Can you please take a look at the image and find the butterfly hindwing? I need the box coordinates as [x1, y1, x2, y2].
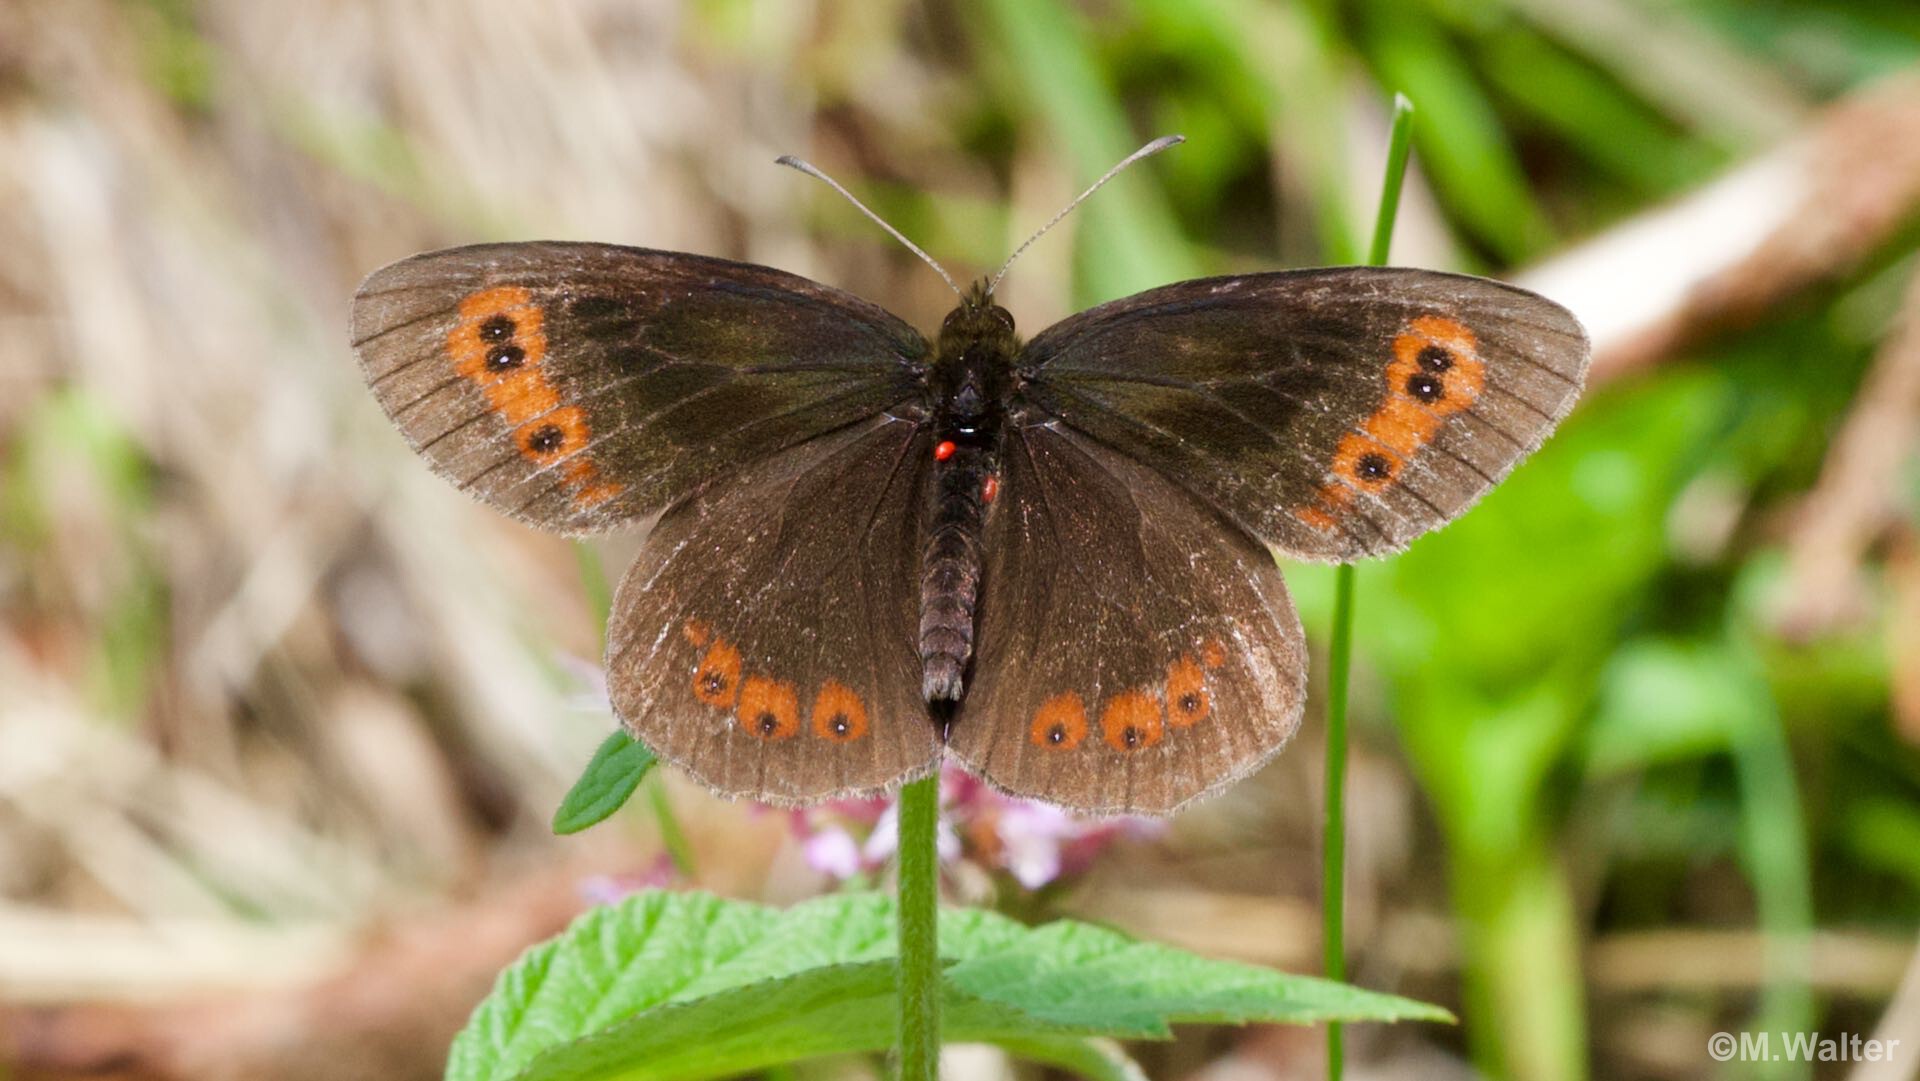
[604, 414, 942, 805]
[948, 422, 1307, 816]
[351, 242, 929, 534]
[1016, 267, 1589, 562]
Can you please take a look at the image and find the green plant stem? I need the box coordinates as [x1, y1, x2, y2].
[1323, 561, 1356, 1081]
[1729, 635, 1814, 1081]
[573, 541, 614, 627]
[649, 782, 697, 877]
[1325, 93, 1415, 1081]
[896, 774, 942, 1081]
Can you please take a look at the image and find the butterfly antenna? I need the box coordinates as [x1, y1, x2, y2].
[987, 134, 1184, 296]
[776, 154, 963, 298]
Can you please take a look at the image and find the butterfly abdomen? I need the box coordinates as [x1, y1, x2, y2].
[919, 441, 991, 702]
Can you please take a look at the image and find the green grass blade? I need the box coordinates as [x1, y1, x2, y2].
[1326, 92, 1416, 1081]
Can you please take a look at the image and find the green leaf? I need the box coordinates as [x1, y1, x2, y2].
[508, 962, 1053, 1081]
[447, 891, 1449, 1081]
[551, 731, 657, 835]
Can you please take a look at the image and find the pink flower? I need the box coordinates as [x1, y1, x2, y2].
[787, 764, 1160, 889]
[802, 826, 864, 879]
[857, 803, 962, 868]
[994, 802, 1078, 888]
[577, 852, 678, 905]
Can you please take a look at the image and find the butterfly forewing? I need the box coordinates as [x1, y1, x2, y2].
[1015, 268, 1589, 562]
[351, 242, 928, 534]
[605, 414, 942, 805]
[949, 423, 1307, 815]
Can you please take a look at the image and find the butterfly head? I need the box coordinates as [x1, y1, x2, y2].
[938, 279, 1018, 355]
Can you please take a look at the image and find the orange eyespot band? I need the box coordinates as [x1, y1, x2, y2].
[446, 286, 625, 510]
[1030, 692, 1089, 749]
[1295, 313, 1485, 532]
[810, 681, 870, 742]
[1100, 690, 1164, 752]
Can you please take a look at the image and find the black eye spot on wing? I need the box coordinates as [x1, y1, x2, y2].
[526, 424, 566, 454]
[1405, 372, 1443, 402]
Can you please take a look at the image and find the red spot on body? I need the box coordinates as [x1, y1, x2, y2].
[1166, 655, 1210, 727]
[1029, 692, 1088, 749]
[981, 475, 999, 504]
[934, 440, 957, 462]
[737, 676, 800, 740]
[810, 681, 869, 742]
[1100, 690, 1164, 752]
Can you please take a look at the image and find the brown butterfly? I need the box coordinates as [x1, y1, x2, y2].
[350, 139, 1588, 815]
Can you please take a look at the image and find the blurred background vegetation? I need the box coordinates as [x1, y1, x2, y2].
[3, 1, 1919, 1079]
